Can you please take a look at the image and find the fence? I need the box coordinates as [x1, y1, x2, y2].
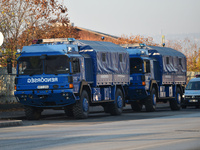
[0, 67, 200, 104]
[0, 67, 16, 104]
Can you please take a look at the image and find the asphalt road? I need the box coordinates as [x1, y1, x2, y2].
[0, 105, 200, 150]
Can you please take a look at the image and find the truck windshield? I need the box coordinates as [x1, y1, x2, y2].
[130, 58, 143, 74]
[186, 81, 200, 90]
[18, 56, 43, 75]
[18, 55, 70, 75]
[45, 55, 70, 74]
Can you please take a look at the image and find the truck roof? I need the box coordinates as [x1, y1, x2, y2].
[77, 40, 126, 52]
[21, 43, 80, 55]
[21, 40, 126, 54]
[148, 46, 185, 57]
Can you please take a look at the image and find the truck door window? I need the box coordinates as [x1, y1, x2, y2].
[45, 55, 70, 74]
[144, 60, 150, 73]
[72, 58, 80, 74]
[18, 56, 42, 75]
[130, 58, 143, 74]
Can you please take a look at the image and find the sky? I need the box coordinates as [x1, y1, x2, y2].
[62, 0, 200, 43]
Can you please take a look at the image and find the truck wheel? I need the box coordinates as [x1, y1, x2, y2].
[109, 88, 124, 116]
[24, 106, 42, 120]
[145, 87, 156, 112]
[131, 102, 143, 112]
[170, 88, 181, 110]
[64, 105, 74, 117]
[73, 90, 89, 119]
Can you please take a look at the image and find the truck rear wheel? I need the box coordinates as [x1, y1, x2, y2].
[109, 88, 124, 115]
[145, 87, 156, 112]
[73, 90, 89, 119]
[24, 106, 42, 120]
[131, 102, 143, 112]
[170, 88, 181, 110]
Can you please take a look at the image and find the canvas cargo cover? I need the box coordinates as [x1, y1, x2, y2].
[148, 46, 185, 57]
[147, 46, 186, 84]
[147, 46, 186, 73]
[77, 40, 129, 75]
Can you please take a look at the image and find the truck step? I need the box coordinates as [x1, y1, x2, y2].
[91, 100, 114, 103]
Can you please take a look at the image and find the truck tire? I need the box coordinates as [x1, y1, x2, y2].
[170, 88, 181, 110]
[64, 105, 74, 117]
[109, 88, 124, 116]
[24, 106, 42, 120]
[131, 102, 143, 112]
[73, 90, 89, 119]
[145, 87, 156, 112]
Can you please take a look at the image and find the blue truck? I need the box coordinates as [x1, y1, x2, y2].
[7, 38, 129, 119]
[124, 45, 187, 112]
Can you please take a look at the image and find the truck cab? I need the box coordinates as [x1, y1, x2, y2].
[127, 48, 153, 99]
[125, 47, 156, 111]
[13, 39, 82, 119]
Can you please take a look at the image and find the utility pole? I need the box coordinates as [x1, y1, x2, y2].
[162, 35, 165, 47]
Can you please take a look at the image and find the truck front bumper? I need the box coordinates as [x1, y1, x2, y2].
[125, 87, 148, 104]
[14, 89, 77, 108]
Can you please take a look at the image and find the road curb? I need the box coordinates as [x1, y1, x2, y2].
[0, 120, 23, 128]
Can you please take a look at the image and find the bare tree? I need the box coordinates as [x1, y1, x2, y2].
[0, 0, 68, 50]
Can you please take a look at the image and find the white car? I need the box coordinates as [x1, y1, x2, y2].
[182, 75, 200, 108]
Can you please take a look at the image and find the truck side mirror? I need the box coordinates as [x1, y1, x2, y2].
[7, 58, 12, 74]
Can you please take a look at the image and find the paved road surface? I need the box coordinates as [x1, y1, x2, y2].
[0, 105, 200, 150]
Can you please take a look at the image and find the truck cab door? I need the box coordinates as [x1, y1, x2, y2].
[143, 59, 154, 90]
[71, 57, 82, 93]
[150, 59, 154, 79]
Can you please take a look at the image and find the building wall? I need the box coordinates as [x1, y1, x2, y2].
[76, 28, 119, 44]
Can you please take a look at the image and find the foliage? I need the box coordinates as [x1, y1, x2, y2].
[117, 34, 155, 45]
[167, 38, 200, 71]
[1, 0, 66, 48]
[0, 0, 78, 67]
[0, 48, 17, 67]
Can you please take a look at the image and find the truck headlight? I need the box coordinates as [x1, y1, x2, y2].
[62, 92, 69, 96]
